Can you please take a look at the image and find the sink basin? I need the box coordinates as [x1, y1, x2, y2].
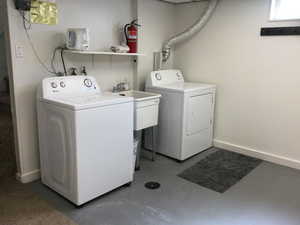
[118, 90, 159, 101]
[117, 90, 161, 131]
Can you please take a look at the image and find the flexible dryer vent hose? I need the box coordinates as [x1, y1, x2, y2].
[162, 0, 218, 62]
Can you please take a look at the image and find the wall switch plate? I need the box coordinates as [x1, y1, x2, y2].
[15, 45, 24, 58]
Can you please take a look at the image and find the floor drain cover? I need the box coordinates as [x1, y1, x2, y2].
[145, 182, 160, 190]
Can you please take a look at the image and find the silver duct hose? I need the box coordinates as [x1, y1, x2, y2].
[162, 0, 218, 62]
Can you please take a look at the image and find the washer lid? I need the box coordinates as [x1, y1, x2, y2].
[150, 82, 216, 93]
[41, 94, 133, 110]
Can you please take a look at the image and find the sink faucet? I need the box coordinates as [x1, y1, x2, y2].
[113, 81, 129, 93]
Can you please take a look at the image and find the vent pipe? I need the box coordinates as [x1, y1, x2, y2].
[162, 0, 218, 62]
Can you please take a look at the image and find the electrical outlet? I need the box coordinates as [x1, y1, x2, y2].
[15, 45, 24, 58]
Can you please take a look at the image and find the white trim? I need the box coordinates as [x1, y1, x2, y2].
[213, 139, 300, 170]
[16, 170, 40, 183]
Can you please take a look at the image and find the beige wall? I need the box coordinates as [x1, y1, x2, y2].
[137, 0, 175, 90]
[6, 0, 136, 182]
[174, 0, 300, 167]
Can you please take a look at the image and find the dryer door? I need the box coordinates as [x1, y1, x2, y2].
[186, 93, 213, 136]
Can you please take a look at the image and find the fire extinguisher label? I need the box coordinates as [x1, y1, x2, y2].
[128, 31, 137, 39]
[128, 35, 137, 39]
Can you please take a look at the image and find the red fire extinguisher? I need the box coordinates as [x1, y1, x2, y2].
[124, 20, 140, 53]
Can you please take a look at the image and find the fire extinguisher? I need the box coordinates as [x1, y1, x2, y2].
[124, 20, 140, 53]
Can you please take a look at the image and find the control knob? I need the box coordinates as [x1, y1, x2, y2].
[51, 82, 58, 88]
[60, 81, 66, 88]
[155, 73, 162, 81]
[84, 78, 93, 88]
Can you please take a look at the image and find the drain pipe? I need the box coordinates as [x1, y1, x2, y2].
[162, 0, 218, 62]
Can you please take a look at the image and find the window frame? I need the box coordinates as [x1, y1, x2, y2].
[270, 0, 300, 21]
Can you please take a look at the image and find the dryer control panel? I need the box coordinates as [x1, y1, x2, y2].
[146, 70, 184, 88]
[42, 76, 101, 98]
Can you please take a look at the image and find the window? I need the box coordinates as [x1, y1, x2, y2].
[270, 0, 300, 21]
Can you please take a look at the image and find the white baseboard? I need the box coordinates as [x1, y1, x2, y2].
[214, 139, 300, 171]
[16, 169, 41, 183]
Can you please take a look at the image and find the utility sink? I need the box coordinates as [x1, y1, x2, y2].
[118, 90, 161, 131]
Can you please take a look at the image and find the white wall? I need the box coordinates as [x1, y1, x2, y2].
[0, 33, 7, 92]
[6, 0, 135, 182]
[11, 0, 300, 182]
[4, 0, 178, 183]
[137, 0, 175, 90]
[174, 0, 300, 167]
[0, 2, 8, 93]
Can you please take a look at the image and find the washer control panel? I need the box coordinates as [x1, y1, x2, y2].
[42, 76, 101, 98]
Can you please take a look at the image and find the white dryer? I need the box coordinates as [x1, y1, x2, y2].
[37, 76, 134, 206]
[146, 70, 216, 161]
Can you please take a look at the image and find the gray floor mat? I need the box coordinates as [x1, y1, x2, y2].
[178, 149, 262, 193]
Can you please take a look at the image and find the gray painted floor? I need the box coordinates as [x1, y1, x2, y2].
[0, 108, 16, 179]
[29, 148, 300, 225]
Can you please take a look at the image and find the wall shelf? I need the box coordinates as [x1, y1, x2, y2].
[64, 49, 145, 57]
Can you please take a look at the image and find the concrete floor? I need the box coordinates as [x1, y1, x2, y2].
[29, 148, 300, 225]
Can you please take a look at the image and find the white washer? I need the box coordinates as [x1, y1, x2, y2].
[146, 70, 216, 161]
[37, 76, 134, 206]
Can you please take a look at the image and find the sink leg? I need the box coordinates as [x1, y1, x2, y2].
[134, 130, 142, 170]
[152, 126, 158, 161]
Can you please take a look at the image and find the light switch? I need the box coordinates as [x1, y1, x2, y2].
[15, 45, 24, 58]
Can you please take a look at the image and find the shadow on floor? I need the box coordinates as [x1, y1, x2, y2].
[0, 178, 78, 225]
